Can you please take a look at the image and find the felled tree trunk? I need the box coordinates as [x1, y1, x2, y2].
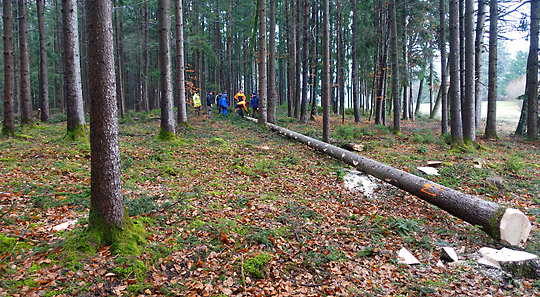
[250, 118, 531, 247]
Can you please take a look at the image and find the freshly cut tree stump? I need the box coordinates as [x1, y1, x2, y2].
[251, 118, 531, 246]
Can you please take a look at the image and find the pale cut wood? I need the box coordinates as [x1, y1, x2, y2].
[249, 118, 531, 245]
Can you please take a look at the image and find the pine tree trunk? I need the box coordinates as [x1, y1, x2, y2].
[449, 0, 464, 146]
[13, 4, 19, 116]
[429, 60, 434, 114]
[475, 0, 487, 130]
[36, 0, 49, 122]
[158, 0, 175, 136]
[390, 0, 400, 133]
[2, 0, 15, 136]
[439, 0, 448, 133]
[294, 0, 301, 119]
[463, 0, 476, 145]
[309, 2, 318, 118]
[18, 0, 32, 126]
[285, 0, 294, 117]
[322, 0, 330, 142]
[63, 0, 86, 139]
[401, 14, 409, 121]
[214, 0, 222, 92]
[141, 1, 150, 112]
[415, 77, 424, 115]
[267, 0, 277, 123]
[459, 0, 465, 117]
[257, 0, 268, 126]
[352, 0, 360, 123]
[79, 2, 89, 114]
[485, 0, 498, 139]
[175, 0, 187, 124]
[227, 0, 233, 95]
[87, 0, 130, 241]
[337, 0, 345, 123]
[113, 0, 126, 117]
[526, 0, 539, 140]
[300, 0, 310, 124]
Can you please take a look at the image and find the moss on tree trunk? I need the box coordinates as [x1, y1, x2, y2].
[65, 124, 88, 141]
[2, 124, 15, 137]
[86, 208, 145, 255]
[157, 126, 176, 140]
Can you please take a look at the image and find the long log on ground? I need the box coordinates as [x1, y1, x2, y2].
[248, 117, 531, 246]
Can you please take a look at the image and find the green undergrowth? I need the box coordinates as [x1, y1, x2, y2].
[1, 109, 539, 295]
[243, 253, 271, 279]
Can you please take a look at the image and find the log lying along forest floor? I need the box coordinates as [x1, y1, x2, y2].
[0, 111, 539, 296]
[249, 117, 531, 247]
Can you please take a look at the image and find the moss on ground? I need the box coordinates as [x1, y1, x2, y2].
[243, 253, 271, 279]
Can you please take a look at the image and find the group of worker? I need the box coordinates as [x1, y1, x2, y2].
[192, 90, 259, 118]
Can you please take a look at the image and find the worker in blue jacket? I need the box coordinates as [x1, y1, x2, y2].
[250, 92, 259, 117]
[219, 93, 229, 116]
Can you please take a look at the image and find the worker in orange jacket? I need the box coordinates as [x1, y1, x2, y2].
[234, 90, 248, 118]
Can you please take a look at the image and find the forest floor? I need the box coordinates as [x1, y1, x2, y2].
[1, 107, 539, 296]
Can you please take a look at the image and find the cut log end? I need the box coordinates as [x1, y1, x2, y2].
[499, 208, 531, 247]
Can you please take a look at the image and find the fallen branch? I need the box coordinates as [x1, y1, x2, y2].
[247, 117, 531, 247]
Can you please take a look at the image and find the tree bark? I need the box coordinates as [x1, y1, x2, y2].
[352, 0, 360, 123]
[18, 0, 32, 126]
[439, 0, 448, 134]
[475, 0, 487, 130]
[310, 2, 319, 118]
[175, 0, 187, 125]
[322, 0, 330, 142]
[390, 0, 400, 133]
[257, 0, 268, 126]
[12, 3, 19, 116]
[2, 0, 15, 136]
[285, 0, 292, 117]
[252, 119, 531, 247]
[485, 0, 498, 139]
[86, 0, 131, 245]
[449, 0, 464, 146]
[63, 0, 86, 139]
[113, 0, 126, 117]
[526, 0, 539, 140]
[36, 0, 49, 122]
[214, 0, 222, 92]
[401, 14, 409, 121]
[141, 1, 150, 112]
[300, 0, 310, 124]
[463, 0, 476, 145]
[337, 0, 345, 123]
[79, 2, 89, 114]
[267, 0, 277, 123]
[294, 0, 301, 119]
[158, 0, 175, 137]
[227, 0, 233, 95]
[415, 77, 424, 115]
